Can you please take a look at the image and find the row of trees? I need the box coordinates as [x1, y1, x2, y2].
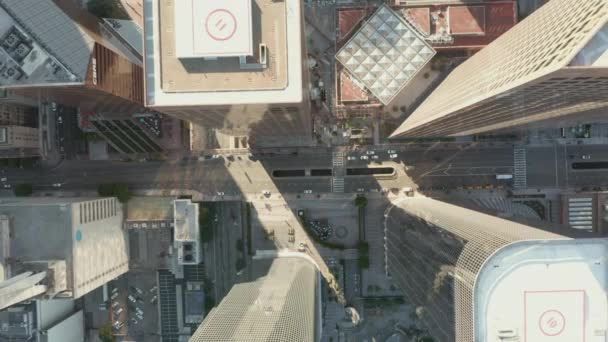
[97, 183, 132, 203]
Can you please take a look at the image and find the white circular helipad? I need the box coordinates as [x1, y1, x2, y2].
[539, 309, 566, 336]
[205, 9, 238, 41]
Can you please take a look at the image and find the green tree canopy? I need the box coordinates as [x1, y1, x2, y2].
[354, 196, 368, 208]
[14, 184, 33, 197]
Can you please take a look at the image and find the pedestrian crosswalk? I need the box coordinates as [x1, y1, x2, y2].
[513, 147, 527, 189]
[332, 177, 344, 193]
[332, 151, 344, 167]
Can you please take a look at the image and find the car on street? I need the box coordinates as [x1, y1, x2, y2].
[357, 188, 365, 192]
[303, 189, 312, 194]
[216, 192, 225, 196]
[387, 149, 396, 154]
[582, 154, 591, 159]
[0, 177, 6, 182]
[389, 153, 398, 159]
[366, 150, 375, 155]
[360, 155, 369, 160]
[347, 156, 357, 161]
[52, 183, 62, 188]
[211, 154, 221, 159]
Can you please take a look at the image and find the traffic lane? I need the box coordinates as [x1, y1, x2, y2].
[526, 146, 558, 188]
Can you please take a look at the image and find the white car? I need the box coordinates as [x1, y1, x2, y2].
[114, 308, 123, 316]
[0, 177, 6, 182]
[128, 295, 136, 304]
[52, 183, 62, 188]
[357, 188, 365, 192]
[298, 242, 307, 252]
[347, 156, 357, 161]
[303, 189, 312, 194]
[135, 312, 143, 320]
[112, 301, 120, 309]
[216, 192, 225, 196]
[111, 292, 119, 300]
[366, 150, 375, 155]
[2, 184, 10, 189]
[371, 155, 379, 160]
[389, 153, 398, 159]
[387, 149, 396, 154]
[211, 154, 221, 159]
[360, 155, 369, 160]
[135, 307, 144, 315]
[582, 155, 591, 159]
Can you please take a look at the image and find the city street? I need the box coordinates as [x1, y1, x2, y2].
[4, 143, 608, 195]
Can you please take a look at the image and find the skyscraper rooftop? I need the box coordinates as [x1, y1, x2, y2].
[144, 0, 304, 107]
[190, 256, 319, 342]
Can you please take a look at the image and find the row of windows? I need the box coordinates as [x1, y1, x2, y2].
[79, 198, 117, 224]
[77, 261, 128, 290]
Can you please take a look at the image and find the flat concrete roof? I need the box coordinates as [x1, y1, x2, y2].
[145, 0, 303, 106]
[0, 198, 128, 299]
[475, 239, 608, 342]
[174, 0, 253, 58]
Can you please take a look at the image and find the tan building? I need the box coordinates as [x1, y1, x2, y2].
[0, 126, 38, 150]
[0, 0, 145, 115]
[385, 196, 607, 342]
[143, 0, 311, 147]
[391, 0, 608, 138]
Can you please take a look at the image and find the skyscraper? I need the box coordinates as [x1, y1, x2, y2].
[0, 0, 145, 114]
[143, 0, 311, 147]
[0, 197, 129, 310]
[189, 256, 320, 342]
[391, 0, 608, 138]
[384, 196, 607, 342]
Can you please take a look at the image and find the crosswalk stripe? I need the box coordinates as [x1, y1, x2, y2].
[513, 147, 527, 189]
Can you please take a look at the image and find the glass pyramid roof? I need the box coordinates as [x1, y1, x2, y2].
[336, 5, 436, 104]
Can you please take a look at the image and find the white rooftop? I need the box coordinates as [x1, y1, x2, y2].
[475, 239, 608, 342]
[175, 0, 253, 58]
[336, 4, 436, 105]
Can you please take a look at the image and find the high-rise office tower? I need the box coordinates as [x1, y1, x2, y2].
[143, 0, 311, 147]
[391, 0, 608, 138]
[0, 197, 129, 310]
[0, 0, 145, 114]
[384, 196, 607, 342]
[189, 256, 320, 342]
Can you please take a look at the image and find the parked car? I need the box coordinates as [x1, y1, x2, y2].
[389, 153, 398, 159]
[111, 292, 119, 300]
[128, 295, 136, 304]
[366, 150, 375, 155]
[114, 308, 123, 316]
[112, 302, 120, 309]
[387, 149, 396, 154]
[298, 242, 307, 252]
[582, 154, 591, 159]
[371, 155, 379, 160]
[360, 155, 369, 160]
[303, 190, 312, 194]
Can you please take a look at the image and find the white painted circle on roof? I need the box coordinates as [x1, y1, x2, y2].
[205, 9, 238, 41]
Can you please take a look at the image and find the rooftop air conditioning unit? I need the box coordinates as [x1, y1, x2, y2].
[259, 44, 268, 67]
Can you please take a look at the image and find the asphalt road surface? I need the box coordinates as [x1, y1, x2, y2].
[4, 143, 608, 194]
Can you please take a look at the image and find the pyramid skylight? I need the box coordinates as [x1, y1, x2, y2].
[336, 5, 436, 104]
